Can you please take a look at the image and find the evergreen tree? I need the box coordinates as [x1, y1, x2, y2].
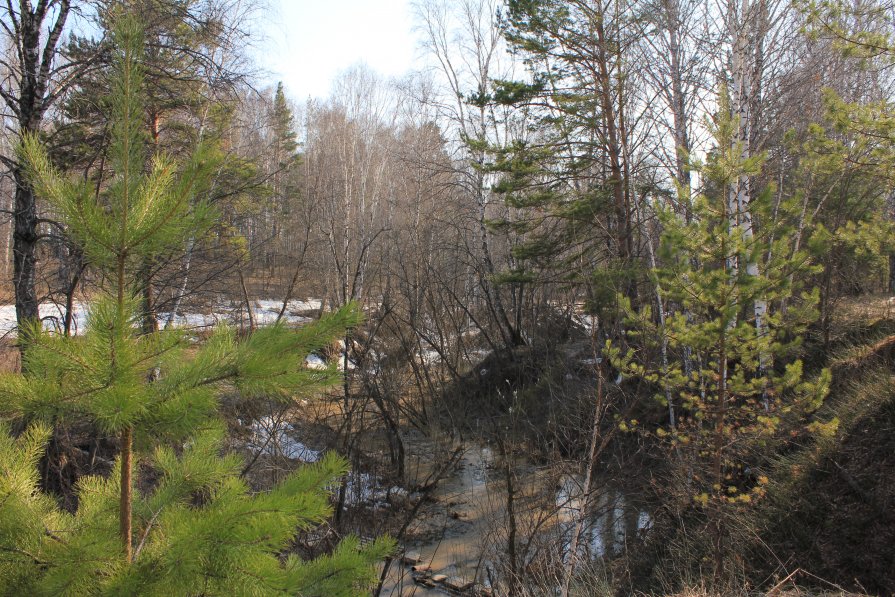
[60, 0, 258, 334]
[798, 0, 895, 62]
[609, 88, 832, 582]
[272, 82, 299, 169]
[265, 82, 301, 264]
[494, 0, 643, 309]
[0, 15, 390, 594]
[791, 92, 895, 340]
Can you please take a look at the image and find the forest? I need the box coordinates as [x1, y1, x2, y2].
[0, 0, 893, 595]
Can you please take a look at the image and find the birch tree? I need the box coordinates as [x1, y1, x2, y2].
[0, 0, 84, 349]
[416, 0, 526, 348]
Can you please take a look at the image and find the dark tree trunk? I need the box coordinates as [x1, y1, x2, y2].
[889, 253, 895, 294]
[13, 167, 40, 346]
[2, 0, 73, 361]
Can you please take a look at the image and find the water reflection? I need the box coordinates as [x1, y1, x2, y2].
[382, 438, 651, 595]
[557, 476, 651, 561]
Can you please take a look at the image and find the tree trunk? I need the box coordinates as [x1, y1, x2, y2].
[120, 425, 133, 561]
[889, 254, 895, 293]
[562, 366, 605, 597]
[476, 178, 522, 348]
[140, 260, 158, 334]
[593, 11, 632, 269]
[63, 260, 85, 337]
[713, 327, 728, 583]
[667, 0, 692, 199]
[239, 268, 255, 332]
[164, 238, 195, 329]
[729, 0, 771, 411]
[13, 168, 40, 353]
[4, 0, 72, 360]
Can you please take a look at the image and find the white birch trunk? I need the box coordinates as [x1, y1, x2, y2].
[729, 0, 771, 410]
[164, 237, 194, 330]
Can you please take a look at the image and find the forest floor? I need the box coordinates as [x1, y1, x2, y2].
[2, 292, 892, 595]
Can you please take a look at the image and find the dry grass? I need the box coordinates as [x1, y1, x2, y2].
[0, 340, 19, 373]
[831, 294, 895, 325]
[662, 588, 866, 597]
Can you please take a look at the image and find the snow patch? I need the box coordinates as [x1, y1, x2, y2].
[341, 470, 408, 508]
[0, 297, 324, 337]
[248, 417, 320, 463]
[418, 348, 442, 364]
[305, 354, 327, 370]
[0, 302, 89, 337]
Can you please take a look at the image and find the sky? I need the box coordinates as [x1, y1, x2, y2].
[256, 0, 420, 101]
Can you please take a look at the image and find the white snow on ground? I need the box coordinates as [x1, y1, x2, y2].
[0, 298, 323, 337]
[290, 298, 323, 311]
[251, 300, 313, 326]
[467, 349, 492, 361]
[158, 311, 227, 329]
[418, 348, 442, 365]
[248, 416, 321, 462]
[305, 354, 327, 370]
[253, 298, 321, 314]
[335, 352, 356, 371]
[0, 302, 90, 337]
[573, 313, 598, 331]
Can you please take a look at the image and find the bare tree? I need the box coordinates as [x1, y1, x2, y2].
[0, 0, 88, 348]
[415, 0, 527, 348]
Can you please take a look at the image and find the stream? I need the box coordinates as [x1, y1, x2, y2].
[217, 302, 651, 595]
[246, 419, 651, 595]
[377, 433, 651, 596]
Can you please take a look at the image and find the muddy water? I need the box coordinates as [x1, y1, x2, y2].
[378, 433, 651, 596]
[243, 414, 650, 595]
[382, 444, 499, 596]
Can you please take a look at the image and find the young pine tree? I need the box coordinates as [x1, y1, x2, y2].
[610, 88, 831, 582]
[0, 16, 390, 595]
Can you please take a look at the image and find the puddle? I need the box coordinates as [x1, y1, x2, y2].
[557, 476, 652, 560]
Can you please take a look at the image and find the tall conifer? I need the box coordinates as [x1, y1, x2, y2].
[0, 15, 389, 594]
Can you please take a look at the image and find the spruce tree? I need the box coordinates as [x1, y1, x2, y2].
[266, 82, 301, 264]
[272, 82, 299, 169]
[0, 15, 390, 595]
